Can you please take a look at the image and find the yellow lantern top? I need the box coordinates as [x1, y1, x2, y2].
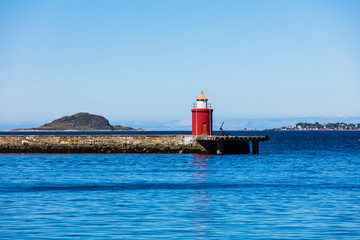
[196, 91, 208, 101]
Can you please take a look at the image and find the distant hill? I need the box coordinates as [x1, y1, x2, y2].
[14, 112, 144, 131]
[37, 112, 113, 130]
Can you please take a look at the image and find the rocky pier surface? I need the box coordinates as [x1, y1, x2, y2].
[0, 135, 269, 154]
[0, 135, 207, 154]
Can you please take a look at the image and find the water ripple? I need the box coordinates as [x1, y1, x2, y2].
[3, 182, 360, 193]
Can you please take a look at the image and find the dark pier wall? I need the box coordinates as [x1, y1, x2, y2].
[196, 136, 269, 154]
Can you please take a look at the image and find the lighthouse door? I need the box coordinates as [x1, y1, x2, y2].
[202, 123, 207, 134]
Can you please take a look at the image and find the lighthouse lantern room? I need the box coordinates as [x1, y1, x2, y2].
[191, 91, 213, 136]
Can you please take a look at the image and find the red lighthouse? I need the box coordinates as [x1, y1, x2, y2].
[192, 91, 213, 136]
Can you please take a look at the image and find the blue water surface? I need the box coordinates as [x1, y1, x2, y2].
[1, 131, 360, 239]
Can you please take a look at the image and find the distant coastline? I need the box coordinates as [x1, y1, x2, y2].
[226, 129, 360, 131]
[271, 122, 360, 131]
[5, 116, 360, 132]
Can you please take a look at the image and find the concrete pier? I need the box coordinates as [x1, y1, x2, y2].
[0, 135, 269, 154]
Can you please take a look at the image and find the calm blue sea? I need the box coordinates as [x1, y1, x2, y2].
[1, 131, 360, 239]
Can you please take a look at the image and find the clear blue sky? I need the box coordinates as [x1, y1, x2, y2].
[1, 0, 359, 130]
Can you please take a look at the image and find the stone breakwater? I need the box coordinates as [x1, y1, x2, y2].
[0, 135, 207, 154]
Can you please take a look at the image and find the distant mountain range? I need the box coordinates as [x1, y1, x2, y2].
[13, 112, 146, 131]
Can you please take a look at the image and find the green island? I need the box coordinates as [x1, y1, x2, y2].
[274, 122, 360, 131]
[13, 112, 146, 131]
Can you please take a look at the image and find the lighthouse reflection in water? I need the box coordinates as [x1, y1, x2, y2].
[190, 155, 212, 239]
